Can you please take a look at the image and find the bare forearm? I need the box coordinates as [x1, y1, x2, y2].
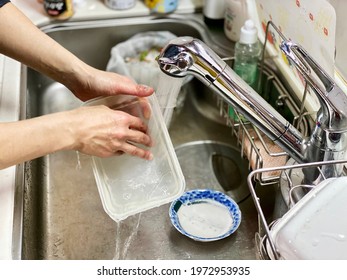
[0, 3, 155, 168]
[0, 3, 86, 88]
[0, 105, 154, 169]
[0, 112, 75, 169]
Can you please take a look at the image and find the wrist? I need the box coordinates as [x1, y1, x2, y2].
[60, 58, 90, 92]
[40, 110, 79, 152]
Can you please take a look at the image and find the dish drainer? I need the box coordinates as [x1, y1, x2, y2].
[248, 159, 347, 260]
[214, 21, 347, 259]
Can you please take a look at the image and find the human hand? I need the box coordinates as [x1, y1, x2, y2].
[68, 67, 155, 102]
[68, 105, 153, 160]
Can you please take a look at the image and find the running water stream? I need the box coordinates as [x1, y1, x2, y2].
[75, 151, 82, 170]
[155, 72, 184, 127]
[113, 213, 142, 260]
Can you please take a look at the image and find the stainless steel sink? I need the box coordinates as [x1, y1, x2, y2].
[16, 15, 273, 260]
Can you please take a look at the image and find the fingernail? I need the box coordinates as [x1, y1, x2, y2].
[147, 152, 154, 161]
[138, 84, 154, 93]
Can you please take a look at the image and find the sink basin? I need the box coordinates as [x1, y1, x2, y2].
[17, 15, 270, 260]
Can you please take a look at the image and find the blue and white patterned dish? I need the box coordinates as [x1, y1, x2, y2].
[169, 189, 242, 242]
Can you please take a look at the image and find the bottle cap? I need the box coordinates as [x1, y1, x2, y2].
[239, 19, 258, 44]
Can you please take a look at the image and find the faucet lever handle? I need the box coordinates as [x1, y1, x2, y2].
[280, 40, 347, 131]
[280, 40, 335, 95]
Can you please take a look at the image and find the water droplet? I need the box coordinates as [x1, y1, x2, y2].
[312, 238, 320, 247]
[321, 232, 346, 242]
[123, 193, 131, 200]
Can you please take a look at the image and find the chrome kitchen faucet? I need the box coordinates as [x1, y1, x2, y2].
[157, 37, 347, 185]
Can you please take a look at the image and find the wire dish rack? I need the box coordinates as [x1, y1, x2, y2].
[213, 21, 347, 259]
[247, 159, 347, 260]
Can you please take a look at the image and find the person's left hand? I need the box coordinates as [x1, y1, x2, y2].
[68, 66, 154, 101]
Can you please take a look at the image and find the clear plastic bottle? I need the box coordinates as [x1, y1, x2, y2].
[233, 19, 261, 92]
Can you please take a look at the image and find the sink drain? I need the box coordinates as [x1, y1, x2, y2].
[175, 140, 250, 203]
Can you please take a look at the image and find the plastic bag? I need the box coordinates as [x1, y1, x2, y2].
[106, 31, 192, 127]
[106, 31, 177, 89]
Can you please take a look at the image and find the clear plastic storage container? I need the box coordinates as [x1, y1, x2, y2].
[83, 95, 185, 222]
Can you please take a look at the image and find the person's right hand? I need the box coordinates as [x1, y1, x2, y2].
[67, 105, 153, 160]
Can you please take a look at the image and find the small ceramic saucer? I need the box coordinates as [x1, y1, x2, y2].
[169, 189, 241, 242]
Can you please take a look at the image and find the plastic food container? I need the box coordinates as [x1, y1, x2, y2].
[83, 95, 185, 221]
[269, 176, 347, 259]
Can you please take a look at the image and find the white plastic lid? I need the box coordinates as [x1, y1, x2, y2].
[239, 19, 258, 44]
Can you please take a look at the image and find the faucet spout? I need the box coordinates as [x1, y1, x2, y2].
[157, 36, 347, 185]
[158, 37, 305, 160]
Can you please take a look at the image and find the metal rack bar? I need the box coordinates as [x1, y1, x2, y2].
[247, 159, 347, 259]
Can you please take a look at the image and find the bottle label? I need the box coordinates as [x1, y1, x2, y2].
[43, 0, 73, 19]
[44, 0, 67, 16]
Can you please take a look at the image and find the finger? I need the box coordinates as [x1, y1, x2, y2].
[138, 98, 152, 120]
[115, 75, 154, 97]
[115, 78, 154, 97]
[120, 142, 153, 160]
[127, 115, 149, 133]
[126, 129, 153, 147]
[135, 84, 155, 97]
[121, 98, 152, 120]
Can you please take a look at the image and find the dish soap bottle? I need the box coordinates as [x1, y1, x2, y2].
[233, 19, 261, 92]
[229, 19, 261, 121]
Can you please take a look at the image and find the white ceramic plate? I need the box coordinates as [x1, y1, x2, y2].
[270, 177, 347, 259]
[169, 189, 241, 242]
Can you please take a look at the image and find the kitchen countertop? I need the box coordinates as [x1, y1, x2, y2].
[0, 0, 203, 260]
